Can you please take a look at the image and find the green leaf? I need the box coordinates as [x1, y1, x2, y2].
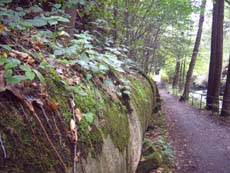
[6, 75, 27, 84]
[25, 71, 35, 80]
[54, 49, 65, 56]
[0, 44, 12, 51]
[39, 60, 48, 69]
[0, 0, 12, 4]
[65, 86, 88, 96]
[26, 17, 47, 27]
[83, 112, 94, 124]
[98, 64, 109, 72]
[33, 69, 45, 84]
[19, 65, 31, 72]
[85, 73, 92, 80]
[104, 79, 115, 89]
[5, 58, 21, 69]
[4, 69, 12, 78]
[0, 57, 7, 65]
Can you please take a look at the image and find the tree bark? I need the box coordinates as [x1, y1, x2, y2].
[179, 59, 183, 91]
[180, 0, 206, 101]
[206, 0, 224, 112]
[221, 56, 230, 117]
[113, 0, 118, 42]
[172, 58, 181, 89]
[65, 5, 77, 35]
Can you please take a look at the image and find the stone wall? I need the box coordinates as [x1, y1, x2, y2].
[0, 72, 160, 173]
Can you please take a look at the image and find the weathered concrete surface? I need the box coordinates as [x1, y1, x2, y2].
[0, 74, 160, 173]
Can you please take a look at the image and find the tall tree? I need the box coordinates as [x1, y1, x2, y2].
[64, 3, 77, 35]
[221, 56, 230, 116]
[172, 57, 181, 89]
[113, 0, 118, 41]
[206, 0, 224, 112]
[180, 0, 206, 101]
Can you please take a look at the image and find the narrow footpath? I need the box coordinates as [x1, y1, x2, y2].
[160, 88, 230, 173]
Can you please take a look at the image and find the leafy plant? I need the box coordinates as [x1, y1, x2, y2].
[0, 57, 44, 84]
[82, 112, 94, 124]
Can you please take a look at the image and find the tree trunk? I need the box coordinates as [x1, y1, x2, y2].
[206, 0, 224, 112]
[172, 58, 181, 89]
[179, 59, 183, 91]
[65, 5, 77, 35]
[113, 0, 118, 42]
[180, 0, 206, 101]
[182, 57, 186, 88]
[221, 56, 230, 117]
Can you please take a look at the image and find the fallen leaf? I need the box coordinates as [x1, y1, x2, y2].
[33, 40, 43, 48]
[0, 24, 4, 33]
[27, 56, 35, 65]
[74, 76, 80, 85]
[0, 70, 5, 91]
[10, 50, 35, 64]
[48, 101, 60, 110]
[0, 52, 7, 58]
[70, 119, 75, 131]
[56, 68, 63, 74]
[67, 78, 74, 85]
[88, 125, 92, 132]
[39, 84, 48, 98]
[11, 50, 28, 59]
[74, 108, 82, 122]
[70, 119, 77, 144]
[59, 31, 65, 36]
[70, 99, 75, 108]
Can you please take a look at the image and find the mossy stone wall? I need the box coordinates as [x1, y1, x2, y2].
[0, 73, 159, 173]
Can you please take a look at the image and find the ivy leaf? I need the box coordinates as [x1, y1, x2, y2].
[0, 57, 7, 65]
[54, 49, 65, 56]
[25, 71, 35, 80]
[0, 0, 12, 4]
[104, 79, 115, 89]
[85, 73, 92, 80]
[6, 75, 27, 84]
[5, 58, 21, 69]
[33, 69, 45, 84]
[19, 65, 31, 72]
[98, 64, 109, 72]
[19, 65, 35, 80]
[83, 112, 94, 124]
[4, 69, 12, 78]
[26, 17, 47, 27]
[0, 44, 12, 51]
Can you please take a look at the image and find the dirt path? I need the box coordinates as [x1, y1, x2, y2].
[160, 88, 230, 173]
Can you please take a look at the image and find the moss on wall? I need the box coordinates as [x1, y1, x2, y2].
[129, 77, 155, 129]
[103, 102, 129, 152]
[0, 92, 60, 173]
[0, 71, 158, 173]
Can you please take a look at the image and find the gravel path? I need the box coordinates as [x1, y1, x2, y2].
[160, 88, 230, 173]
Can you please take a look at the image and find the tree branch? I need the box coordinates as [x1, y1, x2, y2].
[226, 0, 230, 5]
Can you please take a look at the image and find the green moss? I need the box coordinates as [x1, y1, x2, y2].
[74, 87, 98, 114]
[103, 101, 129, 152]
[0, 97, 59, 173]
[89, 126, 104, 157]
[145, 151, 162, 165]
[78, 120, 104, 158]
[129, 77, 155, 128]
[46, 73, 71, 121]
[0, 66, 158, 173]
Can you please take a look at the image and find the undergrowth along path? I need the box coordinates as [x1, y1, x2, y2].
[160, 87, 230, 173]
